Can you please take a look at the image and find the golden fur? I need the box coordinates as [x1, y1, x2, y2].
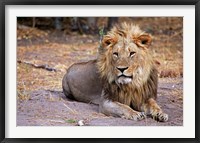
[62, 22, 168, 122]
[97, 23, 157, 111]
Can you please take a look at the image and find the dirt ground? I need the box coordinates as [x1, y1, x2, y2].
[17, 17, 183, 126]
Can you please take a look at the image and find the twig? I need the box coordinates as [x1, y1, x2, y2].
[17, 60, 58, 72]
[63, 103, 78, 114]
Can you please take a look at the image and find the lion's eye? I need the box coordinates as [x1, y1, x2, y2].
[130, 51, 136, 57]
[141, 39, 148, 45]
[113, 52, 118, 57]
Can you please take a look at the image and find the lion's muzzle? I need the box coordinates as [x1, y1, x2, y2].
[117, 75, 133, 84]
[116, 66, 133, 84]
[116, 67, 128, 73]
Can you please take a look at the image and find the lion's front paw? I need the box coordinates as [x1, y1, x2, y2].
[122, 111, 146, 121]
[152, 112, 168, 122]
[136, 112, 146, 121]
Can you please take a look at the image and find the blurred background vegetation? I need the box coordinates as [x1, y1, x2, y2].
[17, 17, 183, 47]
[17, 17, 118, 34]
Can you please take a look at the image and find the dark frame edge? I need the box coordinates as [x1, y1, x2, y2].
[1, 0, 200, 143]
[0, 0, 5, 143]
[1, 0, 200, 5]
[0, 138, 199, 143]
[195, 1, 200, 142]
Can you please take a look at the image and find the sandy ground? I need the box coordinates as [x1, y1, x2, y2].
[17, 78, 183, 126]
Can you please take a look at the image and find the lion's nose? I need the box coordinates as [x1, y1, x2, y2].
[117, 67, 128, 73]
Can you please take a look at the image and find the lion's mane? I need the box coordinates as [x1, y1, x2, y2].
[96, 23, 158, 110]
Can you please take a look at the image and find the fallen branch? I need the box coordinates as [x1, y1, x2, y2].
[17, 60, 58, 72]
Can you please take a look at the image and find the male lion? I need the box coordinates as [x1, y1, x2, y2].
[62, 23, 168, 122]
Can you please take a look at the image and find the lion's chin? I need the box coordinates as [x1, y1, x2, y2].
[117, 76, 132, 84]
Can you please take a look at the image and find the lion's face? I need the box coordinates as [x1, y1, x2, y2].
[112, 37, 141, 84]
[111, 35, 152, 85]
[97, 23, 153, 86]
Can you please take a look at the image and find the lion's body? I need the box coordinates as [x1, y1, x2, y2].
[62, 60, 102, 104]
[62, 23, 168, 122]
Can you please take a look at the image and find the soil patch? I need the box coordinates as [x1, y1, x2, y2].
[17, 78, 183, 126]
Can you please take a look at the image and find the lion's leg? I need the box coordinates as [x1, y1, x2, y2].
[99, 100, 146, 121]
[141, 98, 168, 122]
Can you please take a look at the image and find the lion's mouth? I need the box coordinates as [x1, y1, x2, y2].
[118, 75, 133, 79]
[117, 74, 133, 84]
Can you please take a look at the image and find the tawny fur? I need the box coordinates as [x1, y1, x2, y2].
[62, 22, 168, 122]
[97, 23, 157, 111]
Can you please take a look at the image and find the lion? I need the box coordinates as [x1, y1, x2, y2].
[62, 22, 168, 122]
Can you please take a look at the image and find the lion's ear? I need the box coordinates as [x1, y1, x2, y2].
[102, 35, 117, 48]
[135, 34, 152, 48]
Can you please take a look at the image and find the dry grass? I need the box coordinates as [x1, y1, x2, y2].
[17, 17, 183, 97]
